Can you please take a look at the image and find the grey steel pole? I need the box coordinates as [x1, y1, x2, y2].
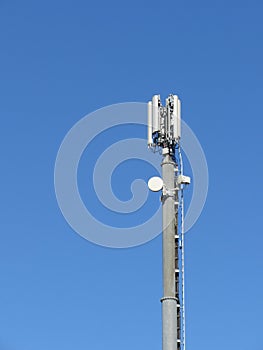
[147, 94, 183, 350]
[161, 148, 180, 350]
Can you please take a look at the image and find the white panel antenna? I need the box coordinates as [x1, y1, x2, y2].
[152, 95, 160, 133]
[166, 97, 171, 140]
[177, 98, 181, 139]
[172, 95, 179, 140]
[147, 101, 153, 146]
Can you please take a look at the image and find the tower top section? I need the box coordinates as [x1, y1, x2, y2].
[147, 94, 181, 151]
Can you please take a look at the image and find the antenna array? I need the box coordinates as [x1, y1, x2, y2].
[147, 94, 181, 149]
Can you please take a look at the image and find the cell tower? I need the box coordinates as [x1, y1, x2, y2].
[147, 95, 190, 350]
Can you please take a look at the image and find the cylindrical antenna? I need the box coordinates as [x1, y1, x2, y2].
[177, 99, 181, 139]
[152, 95, 160, 133]
[172, 95, 179, 140]
[147, 101, 153, 146]
[166, 98, 171, 140]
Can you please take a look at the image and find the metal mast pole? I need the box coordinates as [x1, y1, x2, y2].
[161, 148, 180, 350]
[147, 94, 189, 350]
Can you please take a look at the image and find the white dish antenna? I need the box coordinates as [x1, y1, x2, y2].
[148, 176, 163, 192]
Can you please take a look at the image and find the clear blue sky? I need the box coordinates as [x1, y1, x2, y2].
[1, 0, 263, 349]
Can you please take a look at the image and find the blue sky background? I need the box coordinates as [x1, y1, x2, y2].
[1, 0, 263, 349]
